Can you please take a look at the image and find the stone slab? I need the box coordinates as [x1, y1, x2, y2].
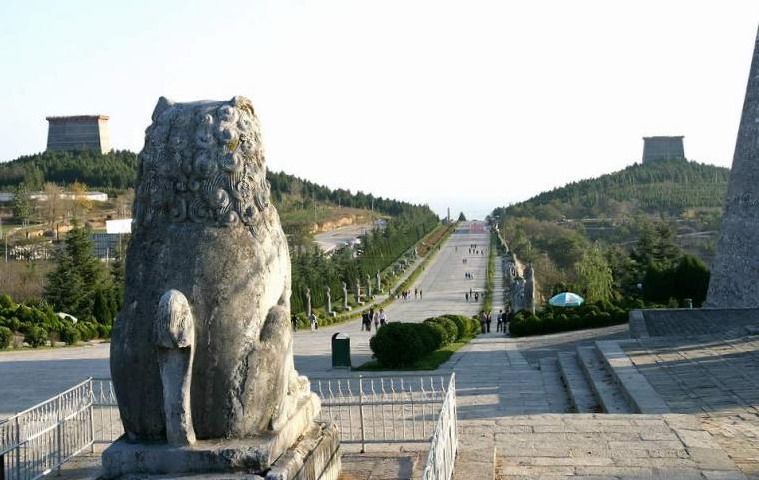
[102, 395, 320, 479]
[595, 340, 671, 414]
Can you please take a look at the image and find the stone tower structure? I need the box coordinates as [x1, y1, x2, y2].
[706, 28, 759, 308]
[642, 136, 685, 164]
[46, 115, 111, 154]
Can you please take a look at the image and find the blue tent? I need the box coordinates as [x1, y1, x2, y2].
[548, 292, 584, 307]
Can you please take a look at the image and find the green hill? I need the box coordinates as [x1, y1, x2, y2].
[491, 158, 730, 299]
[495, 158, 729, 221]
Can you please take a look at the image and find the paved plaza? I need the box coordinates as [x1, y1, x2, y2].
[1, 222, 759, 479]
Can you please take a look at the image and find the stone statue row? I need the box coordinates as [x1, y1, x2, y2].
[303, 271, 383, 317]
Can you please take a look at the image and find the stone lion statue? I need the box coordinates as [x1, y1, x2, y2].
[111, 96, 313, 444]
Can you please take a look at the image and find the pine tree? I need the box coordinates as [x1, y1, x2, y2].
[45, 227, 109, 322]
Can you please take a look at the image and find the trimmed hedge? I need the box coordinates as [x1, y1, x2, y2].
[509, 301, 635, 337]
[370, 322, 444, 368]
[423, 317, 458, 345]
[441, 314, 479, 339]
[0, 294, 112, 348]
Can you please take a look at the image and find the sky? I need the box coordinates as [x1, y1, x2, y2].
[1, 1, 758, 220]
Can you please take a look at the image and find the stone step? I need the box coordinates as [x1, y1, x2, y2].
[538, 357, 571, 413]
[556, 352, 598, 413]
[576, 346, 634, 414]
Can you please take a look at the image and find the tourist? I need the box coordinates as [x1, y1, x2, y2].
[465, 292, 469, 302]
[485, 311, 492, 333]
[479, 310, 487, 334]
[372, 308, 379, 330]
[496, 309, 503, 332]
[291, 314, 298, 331]
[309, 313, 318, 332]
[419, 289, 423, 299]
[414, 288, 418, 299]
[379, 308, 387, 327]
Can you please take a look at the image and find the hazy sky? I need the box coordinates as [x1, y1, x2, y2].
[1, 1, 758, 219]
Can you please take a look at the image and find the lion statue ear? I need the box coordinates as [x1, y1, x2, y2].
[231, 96, 254, 114]
[152, 97, 174, 121]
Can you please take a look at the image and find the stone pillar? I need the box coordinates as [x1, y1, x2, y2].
[342, 282, 350, 311]
[355, 280, 362, 305]
[305, 287, 312, 318]
[707, 27, 759, 308]
[376, 270, 381, 292]
[524, 265, 536, 314]
[366, 274, 372, 298]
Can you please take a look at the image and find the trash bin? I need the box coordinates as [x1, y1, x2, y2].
[331, 332, 351, 368]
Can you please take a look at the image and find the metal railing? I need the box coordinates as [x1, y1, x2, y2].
[0, 379, 94, 480]
[314, 374, 452, 452]
[421, 373, 457, 480]
[0, 373, 458, 480]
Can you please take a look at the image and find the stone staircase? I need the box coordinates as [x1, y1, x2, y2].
[554, 342, 635, 414]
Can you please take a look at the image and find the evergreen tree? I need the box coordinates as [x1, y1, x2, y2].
[12, 182, 33, 225]
[45, 227, 109, 322]
[458, 212, 467, 221]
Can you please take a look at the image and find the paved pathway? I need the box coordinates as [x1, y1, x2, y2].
[294, 223, 490, 375]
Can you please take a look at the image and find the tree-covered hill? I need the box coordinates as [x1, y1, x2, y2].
[0, 150, 432, 219]
[495, 158, 729, 221]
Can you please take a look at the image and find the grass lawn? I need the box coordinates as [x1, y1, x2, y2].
[353, 339, 472, 371]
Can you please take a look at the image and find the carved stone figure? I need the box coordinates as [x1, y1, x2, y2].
[342, 281, 349, 310]
[105, 97, 339, 480]
[305, 287, 312, 318]
[376, 270, 381, 292]
[366, 274, 372, 298]
[325, 286, 332, 313]
[356, 280, 361, 303]
[707, 28, 759, 308]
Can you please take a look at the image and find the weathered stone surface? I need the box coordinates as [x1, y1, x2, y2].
[707, 27, 759, 308]
[110, 96, 317, 443]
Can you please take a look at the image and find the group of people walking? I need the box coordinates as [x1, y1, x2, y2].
[361, 308, 387, 332]
[479, 309, 512, 334]
[399, 288, 422, 301]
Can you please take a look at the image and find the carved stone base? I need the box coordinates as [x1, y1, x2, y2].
[100, 423, 339, 480]
[101, 395, 328, 479]
[328, 311, 337, 317]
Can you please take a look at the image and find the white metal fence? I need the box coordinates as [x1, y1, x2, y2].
[0, 379, 94, 480]
[421, 373, 457, 480]
[314, 374, 451, 451]
[0, 373, 458, 480]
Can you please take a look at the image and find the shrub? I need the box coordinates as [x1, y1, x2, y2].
[440, 314, 470, 340]
[370, 323, 427, 368]
[416, 322, 444, 352]
[423, 317, 457, 345]
[60, 325, 81, 345]
[509, 301, 630, 337]
[0, 326, 12, 349]
[370, 322, 444, 368]
[25, 325, 48, 348]
[423, 320, 450, 346]
[96, 324, 112, 339]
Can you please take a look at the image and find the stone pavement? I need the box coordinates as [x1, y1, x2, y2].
[625, 335, 759, 479]
[443, 332, 749, 480]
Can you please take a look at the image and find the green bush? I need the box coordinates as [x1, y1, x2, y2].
[0, 326, 12, 349]
[509, 301, 630, 337]
[440, 314, 470, 340]
[369, 322, 444, 368]
[423, 320, 450, 346]
[60, 326, 81, 345]
[423, 317, 457, 345]
[416, 322, 443, 352]
[25, 326, 48, 348]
